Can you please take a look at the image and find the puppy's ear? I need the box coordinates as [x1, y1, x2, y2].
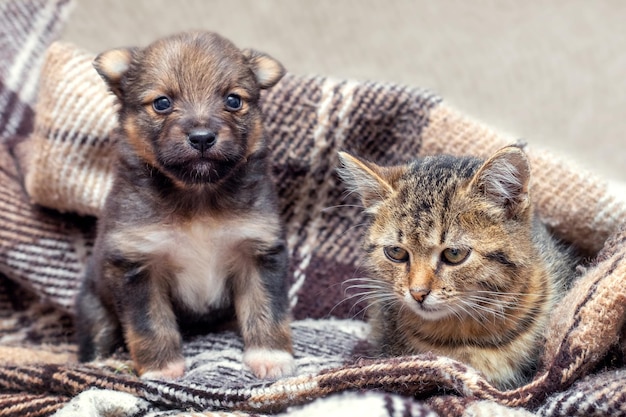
[93, 48, 137, 99]
[243, 49, 285, 89]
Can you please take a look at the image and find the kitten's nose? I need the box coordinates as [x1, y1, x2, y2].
[188, 129, 217, 153]
[410, 288, 430, 303]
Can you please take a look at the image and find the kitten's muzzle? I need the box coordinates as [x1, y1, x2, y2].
[187, 129, 217, 154]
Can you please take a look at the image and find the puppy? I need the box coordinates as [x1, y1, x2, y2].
[75, 31, 294, 380]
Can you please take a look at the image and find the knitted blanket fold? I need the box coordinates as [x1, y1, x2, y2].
[2, 3, 626, 417]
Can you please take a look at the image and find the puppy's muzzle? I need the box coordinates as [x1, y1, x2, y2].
[188, 128, 217, 153]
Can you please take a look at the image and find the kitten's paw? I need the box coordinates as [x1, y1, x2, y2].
[243, 348, 295, 379]
[140, 358, 186, 380]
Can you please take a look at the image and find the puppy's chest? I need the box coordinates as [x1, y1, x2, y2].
[114, 216, 276, 312]
[167, 221, 241, 310]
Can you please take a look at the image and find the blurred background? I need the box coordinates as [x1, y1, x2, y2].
[61, 0, 626, 195]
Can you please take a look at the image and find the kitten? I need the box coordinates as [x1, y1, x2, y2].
[338, 145, 577, 389]
[75, 31, 294, 380]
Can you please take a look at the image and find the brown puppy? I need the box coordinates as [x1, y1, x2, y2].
[75, 31, 294, 380]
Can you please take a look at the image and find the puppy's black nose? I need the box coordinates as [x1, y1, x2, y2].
[188, 129, 217, 153]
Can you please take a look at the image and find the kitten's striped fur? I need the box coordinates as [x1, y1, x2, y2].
[339, 146, 577, 389]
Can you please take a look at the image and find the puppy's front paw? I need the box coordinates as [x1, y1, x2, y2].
[243, 348, 295, 379]
[140, 358, 186, 380]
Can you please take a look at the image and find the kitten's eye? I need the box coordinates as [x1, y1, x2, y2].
[225, 93, 243, 111]
[384, 246, 409, 263]
[153, 96, 172, 113]
[441, 247, 470, 265]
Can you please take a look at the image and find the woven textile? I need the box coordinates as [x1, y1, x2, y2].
[3, 4, 626, 416]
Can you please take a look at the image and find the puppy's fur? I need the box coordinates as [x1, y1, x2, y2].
[76, 31, 294, 379]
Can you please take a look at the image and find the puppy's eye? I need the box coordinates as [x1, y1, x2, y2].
[224, 93, 243, 111]
[384, 246, 409, 263]
[441, 247, 470, 265]
[153, 96, 172, 113]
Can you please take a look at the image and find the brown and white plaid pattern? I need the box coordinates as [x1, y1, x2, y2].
[2, 3, 626, 416]
[0, 0, 72, 143]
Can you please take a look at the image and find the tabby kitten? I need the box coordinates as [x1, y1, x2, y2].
[338, 145, 576, 389]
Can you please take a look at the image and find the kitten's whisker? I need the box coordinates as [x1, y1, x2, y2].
[465, 295, 524, 313]
[344, 287, 393, 299]
[455, 302, 486, 325]
[342, 277, 382, 286]
[343, 279, 390, 287]
[342, 277, 388, 288]
[472, 290, 548, 298]
[345, 284, 391, 292]
[348, 295, 398, 319]
[473, 305, 507, 318]
[343, 223, 368, 235]
[336, 273, 398, 319]
[352, 292, 389, 305]
[345, 286, 396, 303]
[458, 298, 512, 326]
[329, 286, 386, 317]
[467, 295, 519, 308]
[466, 301, 513, 322]
[457, 300, 494, 325]
[343, 277, 374, 283]
[327, 295, 353, 317]
[328, 292, 373, 318]
[321, 204, 365, 212]
[312, 278, 373, 318]
[343, 278, 393, 292]
[355, 294, 397, 307]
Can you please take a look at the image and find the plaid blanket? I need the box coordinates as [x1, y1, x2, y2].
[2, 1, 626, 416]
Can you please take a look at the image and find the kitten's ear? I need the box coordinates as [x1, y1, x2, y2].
[469, 145, 531, 218]
[338, 152, 403, 212]
[243, 49, 286, 89]
[93, 48, 138, 99]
